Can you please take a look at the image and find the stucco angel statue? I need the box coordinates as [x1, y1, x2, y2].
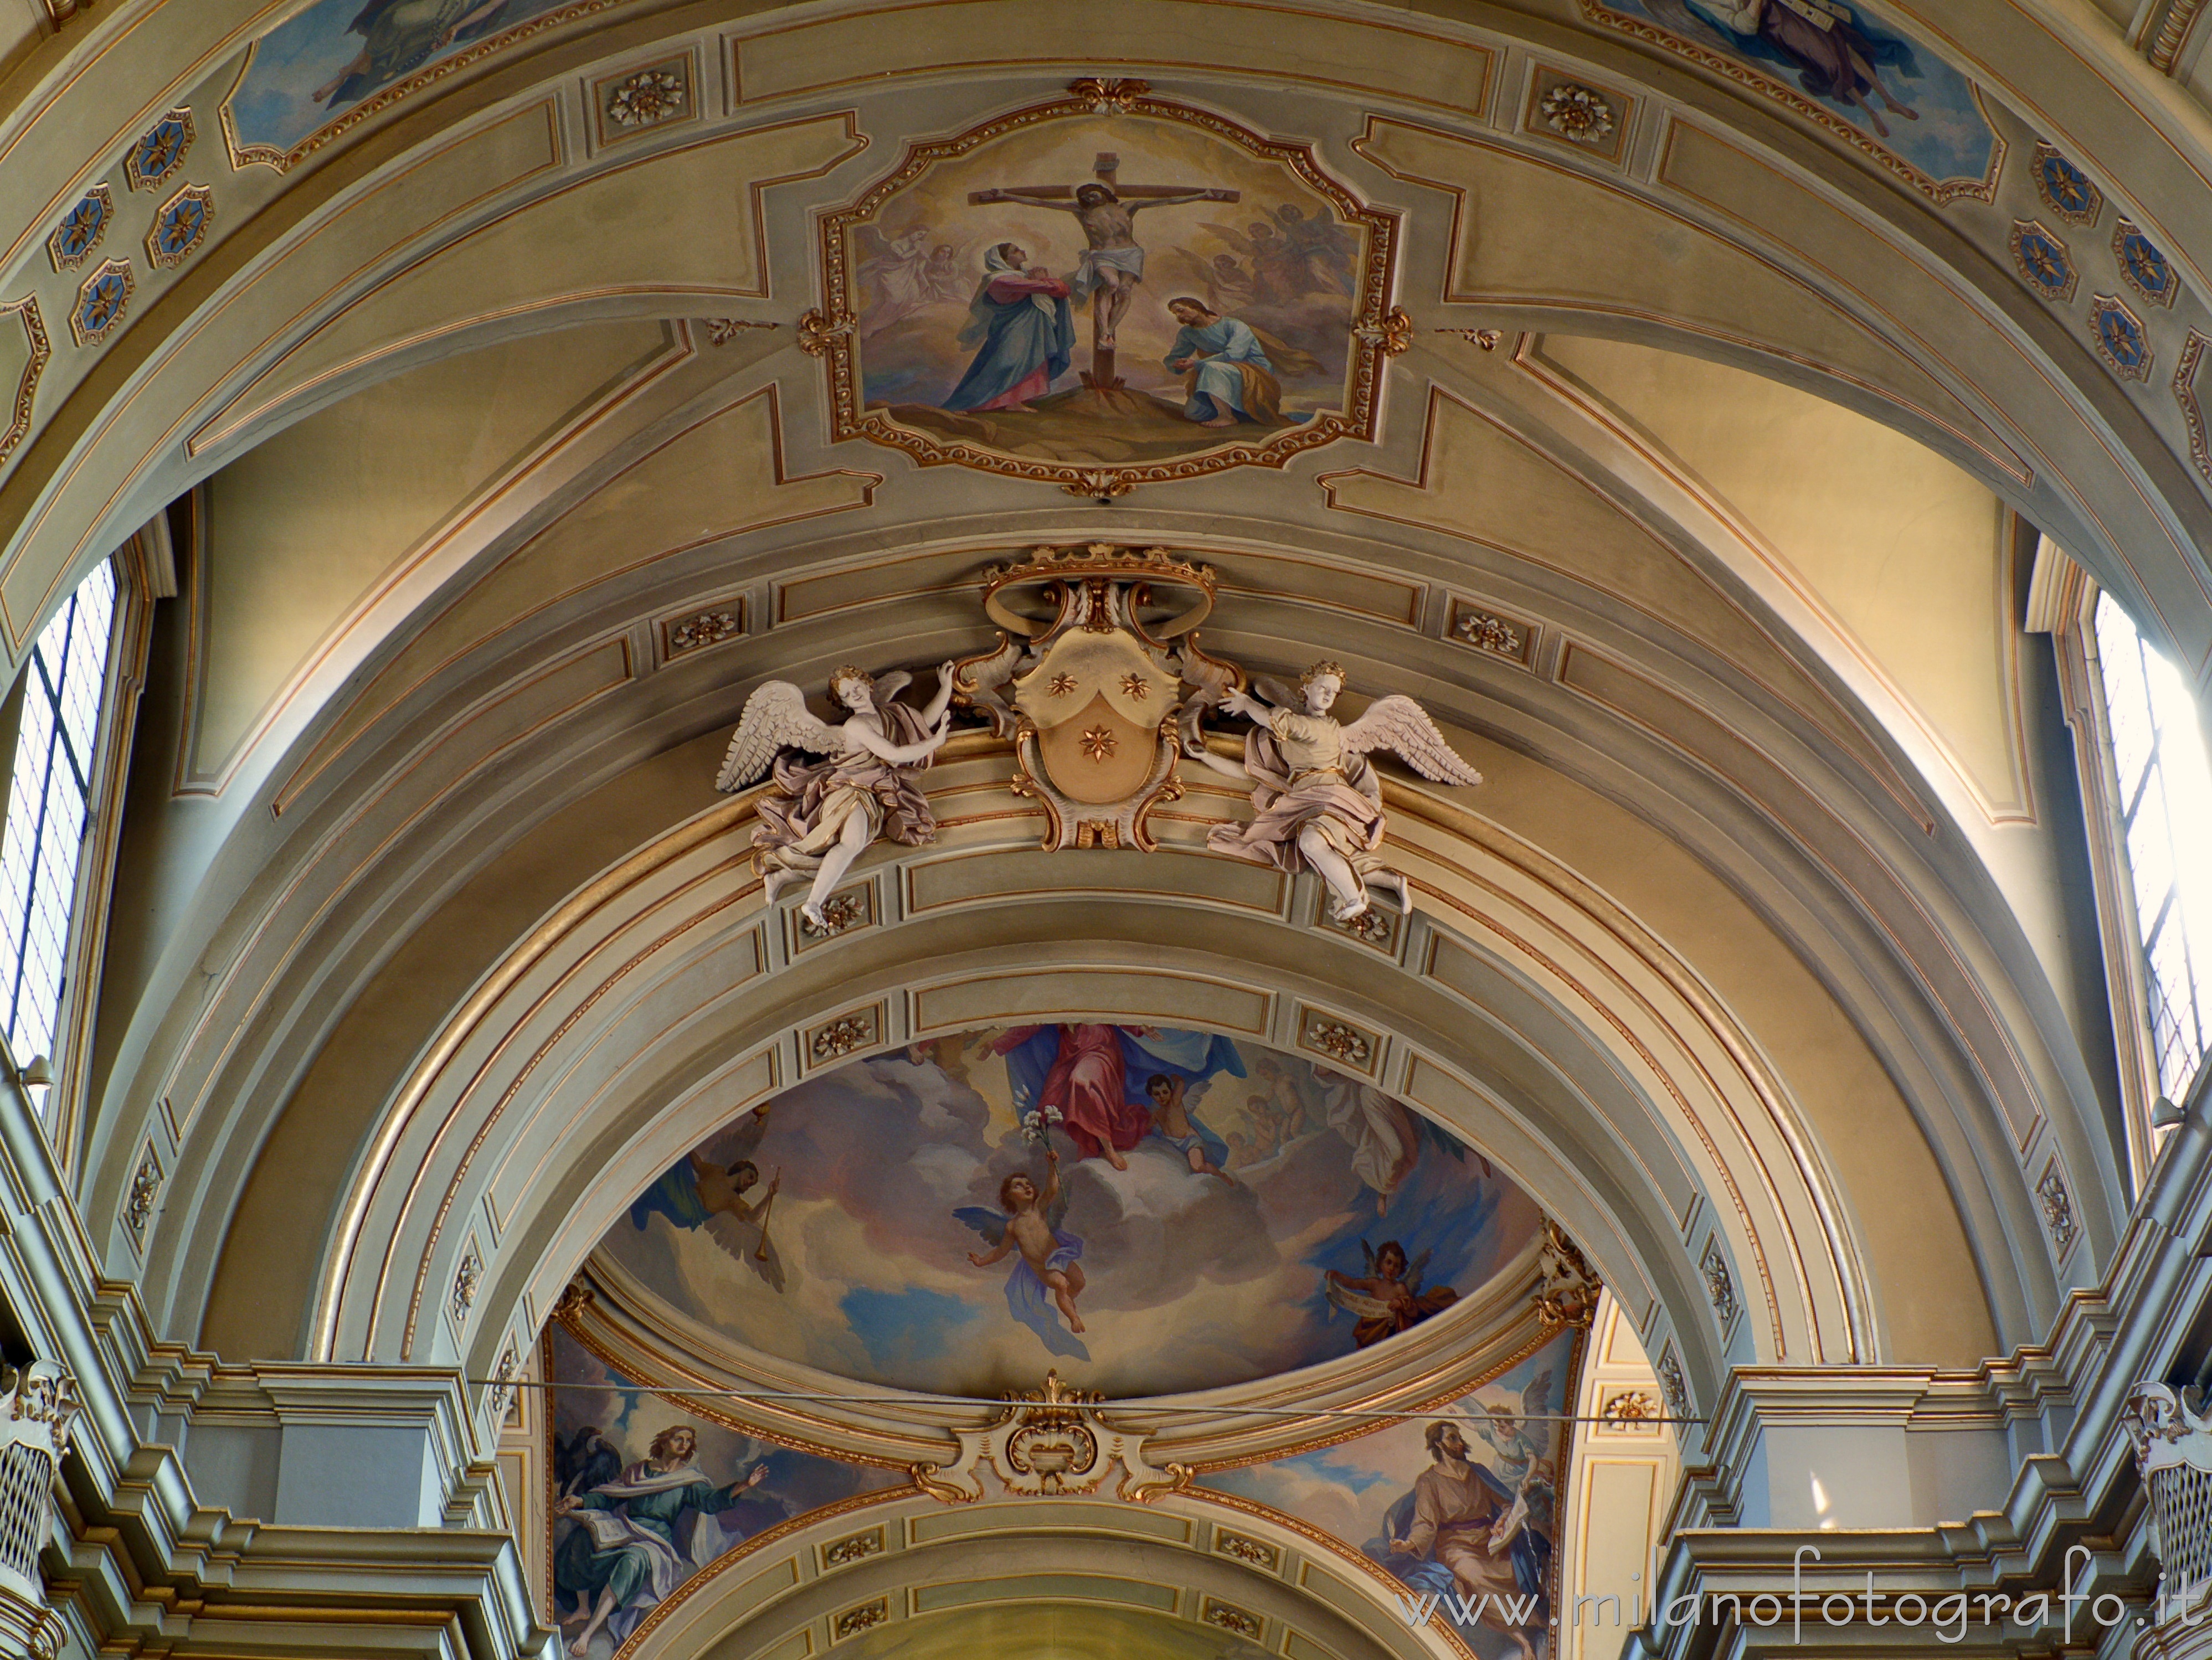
[714, 663, 957, 928]
[1189, 661, 1483, 922]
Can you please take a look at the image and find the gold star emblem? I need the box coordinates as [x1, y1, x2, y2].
[1080, 726, 1117, 762]
[1050, 673, 1078, 695]
[1120, 672, 1150, 700]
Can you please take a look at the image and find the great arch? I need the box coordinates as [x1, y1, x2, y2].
[0, 5, 2202, 1660]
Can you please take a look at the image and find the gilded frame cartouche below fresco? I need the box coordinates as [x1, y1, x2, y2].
[805, 81, 1403, 496]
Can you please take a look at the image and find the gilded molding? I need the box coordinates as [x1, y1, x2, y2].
[47, 185, 110, 272]
[810, 83, 1400, 494]
[69, 258, 132, 348]
[2089, 292, 2153, 383]
[1576, 1, 2003, 203]
[145, 183, 213, 271]
[2172, 329, 2212, 487]
[0, 298, 50, 468]
[2008, 220, 2076, 305]
[124, 109, 194, 193]
[2032, 141, 2102, 227]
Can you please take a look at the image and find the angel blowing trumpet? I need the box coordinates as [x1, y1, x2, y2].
[714, 663, 958, 929]
[1189, 661, 1484, 922]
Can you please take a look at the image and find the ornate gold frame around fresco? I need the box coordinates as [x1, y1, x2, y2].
[1576, 0, 2005, 205]
[805, 80, 1403, 495]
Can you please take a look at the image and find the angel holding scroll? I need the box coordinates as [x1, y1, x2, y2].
[714, 664, 958, 929]
[1189, 662, 1484, 922]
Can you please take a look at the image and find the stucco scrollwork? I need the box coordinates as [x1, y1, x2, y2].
[2037, 1161, 2080, 1257]
[605, 68, 685, 129]
[907, 1371, 1190, 1502]
[125, 1145, 161, 1242]
[833, 1597, 889, 1638]
[1539, 83, 1616, 143]
[1656, 1348, 1691, 1421]
[451, 1245, 482, 1324]
[1534, 1219, 1599, 1329]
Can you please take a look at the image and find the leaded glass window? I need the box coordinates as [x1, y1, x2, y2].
[0, 561, 116, 1075]
[2093, 591, 2212, 1101]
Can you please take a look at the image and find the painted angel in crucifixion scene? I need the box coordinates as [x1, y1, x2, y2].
[1189, 661, 1484, 922]
[714, 664, 958, 929]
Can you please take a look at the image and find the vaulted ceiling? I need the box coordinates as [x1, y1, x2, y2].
[0, 0, 2199, 1478]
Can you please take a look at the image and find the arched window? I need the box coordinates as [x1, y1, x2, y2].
[0, 560, 118, 1074]
[2089, 592, 2212, 1104]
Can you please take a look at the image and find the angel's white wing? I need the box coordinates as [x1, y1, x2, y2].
[1338, 694, 1484, 786]
[1326, 1280, 1397, 1321]
[874, 668, 913, 704]
[714, 681, 840, 792]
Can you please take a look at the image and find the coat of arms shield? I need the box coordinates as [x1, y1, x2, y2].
[954, 545, 1239, 849]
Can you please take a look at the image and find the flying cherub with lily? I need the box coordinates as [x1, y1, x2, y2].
[955, 1153, 1090, 1361]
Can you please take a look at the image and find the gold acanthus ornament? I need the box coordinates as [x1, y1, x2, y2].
[907, 1370, 1191, 1503]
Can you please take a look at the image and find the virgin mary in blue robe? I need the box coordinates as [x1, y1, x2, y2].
[942, 244, 1076, 413]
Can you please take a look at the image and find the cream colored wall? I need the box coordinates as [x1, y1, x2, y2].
[1562, 1295, 1678, 1660]
[199, 728, 726, 1358]
[1467, 735, 1998, 1364]
[0, 1, 44, 91]
[1534, 334, 2023, 823]
[192, 321, 673, 783]
[1529, 336, 2112, 1094]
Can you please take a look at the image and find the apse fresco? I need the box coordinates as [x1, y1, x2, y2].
[597, 1027, 1544, 1397]
[835, 106, 1381, 468]
[546, 1326, 901, 1659]
[1588, 0, 1998, 192]
[1199, 1329, 1579, 1660]
[225, 0, 576, 159]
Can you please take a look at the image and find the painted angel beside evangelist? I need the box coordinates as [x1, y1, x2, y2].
[714, 664, 957, 929]
[1190, 661, 1484, 922]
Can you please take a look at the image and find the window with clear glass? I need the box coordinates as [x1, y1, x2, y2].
[2093, 591, 2212, 1101]
[0, 561, 116, 1072]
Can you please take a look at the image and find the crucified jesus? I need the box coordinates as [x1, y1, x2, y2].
[970, 153, 1237, 389]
